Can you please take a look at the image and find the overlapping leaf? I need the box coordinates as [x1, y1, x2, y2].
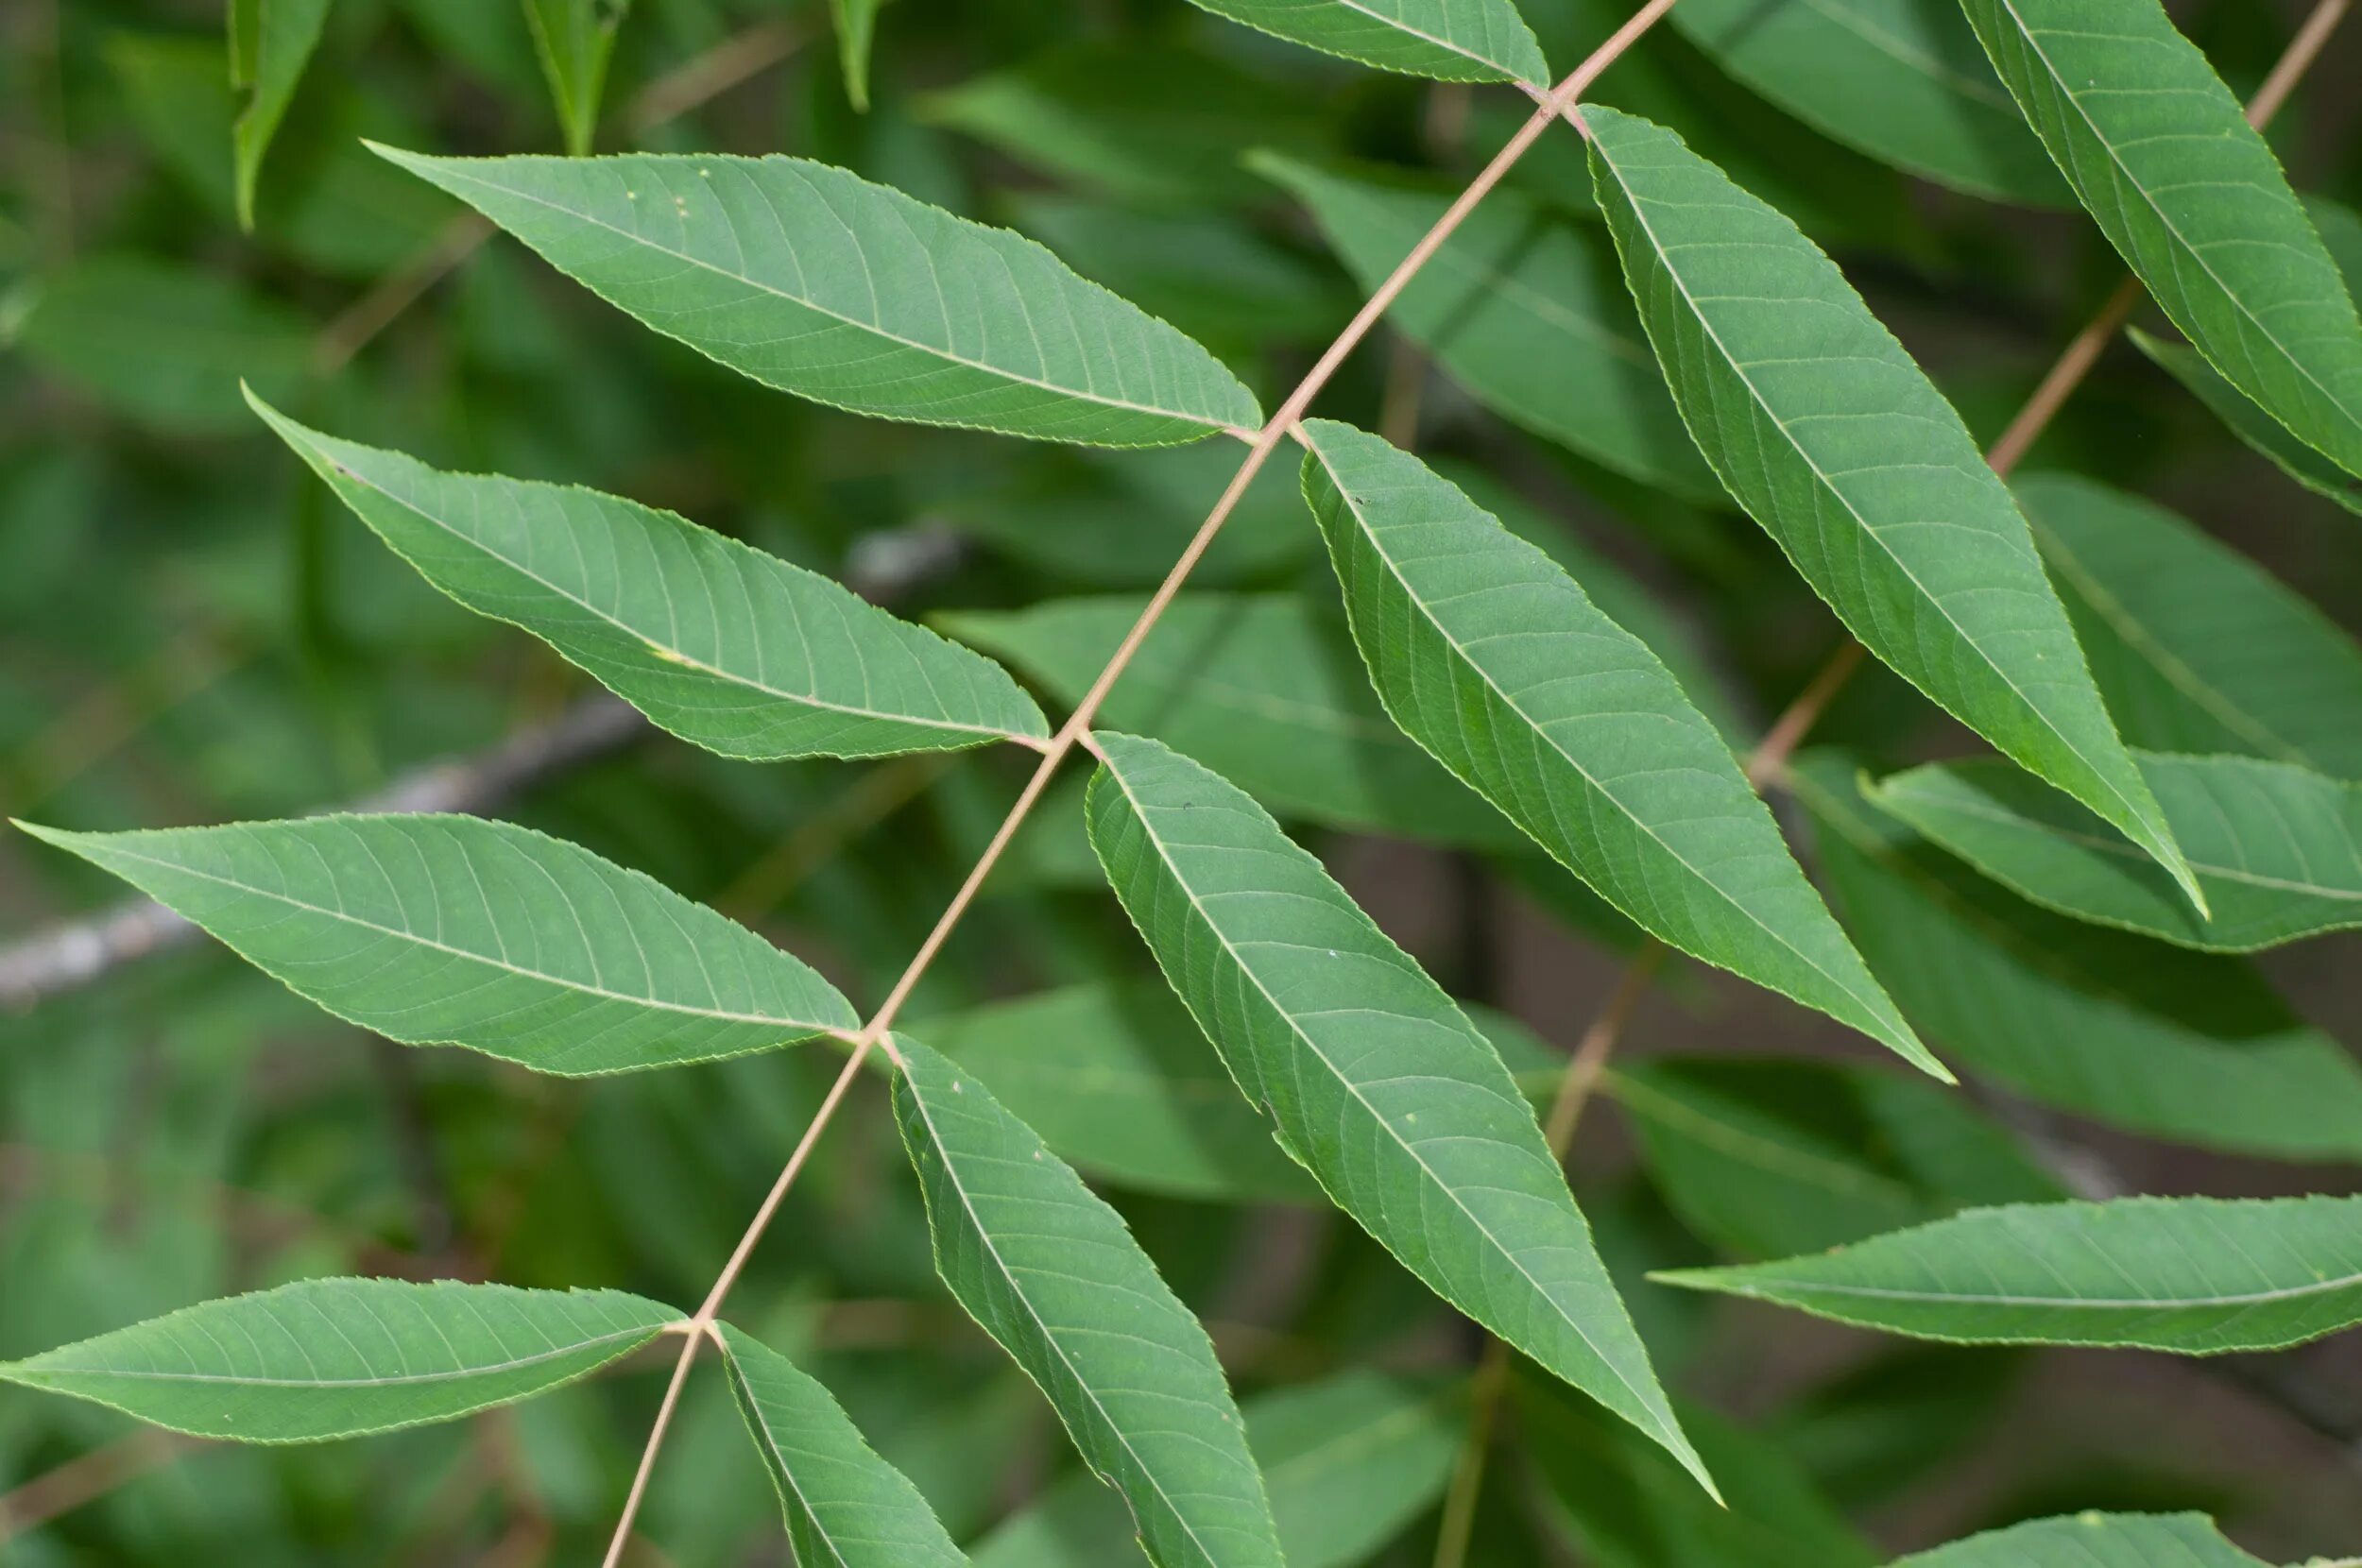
[374, 145, 1262, 446]
[1582, 105, 2202, 912]
[1667, 0, 2064, 204]
[1183, 0, 1549, 85]
[0, 1279, 679, 1440]
[522, 0, 630, 156]
[1871, 752, 2362, 950]
[1300, 420, 1937, 1073]
[1893, 1512, 2268, 1568]
[1790, 753, 2362, 1162]
[1960, 0, 2362, 477]
[2021, 472, 2362, 776]
[890, 1036, 1283, 1568]
[1659, 1196, 2362, 1354]
[19, 814, 857, 1074]
[253, 396, 1047, 760]
[230, 0, 331, 229]
[714, 1324, 967, 1567]
[1086, 730, 1711, 1493]
[1253, 154, 1722, 501]
[2133, 330, 2362, 516]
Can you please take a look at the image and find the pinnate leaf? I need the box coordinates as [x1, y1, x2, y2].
[0, 1279, 678, 1440]
[374, 145, 1262, 446]
[890, 1035, 1283, 1568]
[1657, 1195, 2362, 1354]
[253, 396, 1047, 760]
[1960, 0, 2362, 477]
[1085, 730, 1710, 1494]
[1300, 420, 1937, 1075]
[1892, 1512, 2267, 1568]
[1182, 0, 1549, 86]
[714, 1324, 967, 1568]
[1870, 752, 2362, 951]
[1581, 105, 2202, 912]
[19, 814, 857, 1075]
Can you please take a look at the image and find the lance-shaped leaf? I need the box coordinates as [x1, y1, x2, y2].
[0, 1279, 679, 1440]
[1300, 420, 1938, 1075]
[2133, 330, 2362, 518]
[522, 0, 630, 156]
[18, 814, 856, 1075]
[891, 1036, 1283, 1568]
[714, 1324, 967, 1568]
[1667, 0, 2064, 206]
[828, 0, 882, 110]
[1656, 1195, 2362, 1355]
[2022, 472, 2362, 777]
[1893, 1512, 2267, 1568]
[1182, 0, 1548, 85]
[1790, 753, 2362, 1163]
[230, 0, 331, 230]
[252, 397, 1046, 760]
[373, 145, 1262, 447]
[1252, 154, 1722, 502]
[1870, 752, 2362, 951]
[1582, 106, 2203, 912]
[1086, 730, 1712, 1494]
[1960, 0, 2362, 477]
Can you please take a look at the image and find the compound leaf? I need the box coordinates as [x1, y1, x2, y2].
[0, 1279, 678, 1440]
[1182, 0, 1549, 86]
[373, 145, 1262, 446]
[1301, 420, 1937, 1075]
[18, 814, 857, 1075]
[1870, 752, 2362, 951]
[891, 1036, 1283, 1568]
[1086, 730, 1711, 1495]
[253, 396, 1047, 760]
[714, 1324, 967, 1567]
[1961, 0, 2362, 477]
[1582, 105, 2201, 912]
[1657, 1196, 2362, 1354]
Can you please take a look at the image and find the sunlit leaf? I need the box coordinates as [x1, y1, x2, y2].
[1583, 105, 2201, 912]
[1087, 730, 1711, 1494]
[2021, 472, 2362, 777]
[374, 145, 1262, 446]
[230, 0, 331, 230]
[714, 1324, 967, 1567]
[1301, 421, 1936, 1073]
[0, 1279, 678, 1440]
[253, 396, 1048, 760]
[1658, 1196, 2362, 1354]
[1182, 0, 1549, 85]
[18, 813, 858, 1075]
[1870, 752, 2362, 951]
[891, 1036, 1283, 1568]
[1891, 1512, 2268, 1568]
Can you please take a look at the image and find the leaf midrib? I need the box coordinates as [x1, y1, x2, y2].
[17, 1323, 667, 1389]
[1737, 1268, 2362, 1312]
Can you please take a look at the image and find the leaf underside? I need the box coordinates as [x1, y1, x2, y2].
[1184, 0, 1549, 85]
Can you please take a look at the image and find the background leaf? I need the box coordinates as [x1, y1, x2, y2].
[1892, 1512, 2268, 1567]
[522, 0, 630, 156]
[230, 0, 332, 229]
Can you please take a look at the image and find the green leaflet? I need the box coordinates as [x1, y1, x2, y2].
[229, 0, 331, 230]
[1960, 0, 2362, 478]
[1610, 1057, 2061, 1259]
[1582, 105, 2203, 913]
[2133, 331, 2362, 517]
[1182, 0, 1549, 85]
[1251, 154, 1722, 502]
[1300, 421, 1938, 1076]
[713, 1325, 967, 1567]
[18, 814, 856, 1075]
[2020, 472, 2362, 777]
[1519, 1376, 1876, 1568]
[829, 0, 882, 111]
[1085, 731, 1711, 1495]
[1667, 0, 2065, 205]
[1656, 1196, 2362, 1354]
[252, 397, 1048, 760]
[890, 1036, 1283, 1568]
[1892, 1512, 2268, 1568]
[972, 1372, 1463, 1568]
[373, 145, 1262, 447]
[941, 593, 1518, 846]
[521, 0, 629, 156]
[1790, 753, 2362, 1162]
[0, 1279, 678, 1440]
[1870, 752, 2362, 951]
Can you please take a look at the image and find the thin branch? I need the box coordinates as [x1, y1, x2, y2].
[0, 1432, 188, 1542]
